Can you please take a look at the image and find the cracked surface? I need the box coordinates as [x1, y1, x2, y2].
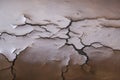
[0, 54, 13, 80]
[0, 0, 120, 80]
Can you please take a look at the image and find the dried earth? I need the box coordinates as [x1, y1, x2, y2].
[0, 0, 120, 80]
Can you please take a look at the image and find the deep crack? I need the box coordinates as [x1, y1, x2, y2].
[60, 19, 90, 80]
[64, 19, 90, 64]
[0, 49, 25, 80]
[17, 23, 52, 33]
[11, 49, 19, 80]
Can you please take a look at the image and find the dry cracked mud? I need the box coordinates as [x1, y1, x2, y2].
[0, 0, 120, 80]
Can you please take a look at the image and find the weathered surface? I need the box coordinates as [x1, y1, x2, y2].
[0, 0, 120, 80]
[64, 47, 120, 80]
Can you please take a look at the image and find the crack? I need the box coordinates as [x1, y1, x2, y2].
[0, 17, 61, 38]
[89, 41, 120, 51]
[61, 67, 66, 80]
[2, 16, 120, 39]
[10, 49, 20, 80]
[1, 15, 120, 77]
[59, 18, 113, 65]
[0, 53, 17, 80]
[1, 14, 120, 80]
[61, 59, 70, 80]
[16, 14, 59, 33]
[113, 50, 120, 54]
[100, 24, 120, 28]
[0, 54, 12, 71]
[1, 23, 67, 39]
[60, 17, 120, 65]
[36, 36, 67, 40]
[0, 29, 47, 39]
[17, 23, 52, 33]
[1, 16, 118, 64]
[65, 16, 120, 22]
[0, 67, 11, 71]
[0, 30, 35, 37]
[0, 49, 21, 80]
[66, 17, 120, 29]
[65, 43, 89, 64]
[0, 48, 28, 80]
[23, 14, 59, 26]
[59, 19, 90, 65]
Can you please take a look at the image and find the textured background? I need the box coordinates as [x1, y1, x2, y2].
[0, 0, 120, 80]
